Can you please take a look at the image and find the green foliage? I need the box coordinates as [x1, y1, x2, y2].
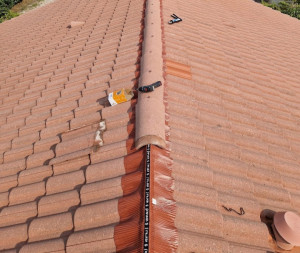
[262, 0, 300, 20]
[0, 9, 18, 22]
[0, 0, 21, 22]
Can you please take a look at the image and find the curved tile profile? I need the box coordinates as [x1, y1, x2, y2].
[135, 0, 166, 150]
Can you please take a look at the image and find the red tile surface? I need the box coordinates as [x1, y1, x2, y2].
[0, 201, 37, 227]
[9, 181, 45, 206]
[0, 224, 28, 250]
[28, 212, 73, 242]
[19, 238, 65, 253]
[3, 0, 300, 251]
[161, 0, 300, 252]
[18, 165, 53, 186]
[0, 0, 144, 250]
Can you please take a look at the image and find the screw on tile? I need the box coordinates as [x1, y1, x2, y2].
[168, 14, 182, 24]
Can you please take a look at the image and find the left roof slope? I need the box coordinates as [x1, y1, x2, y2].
[0, 0, 144, 252]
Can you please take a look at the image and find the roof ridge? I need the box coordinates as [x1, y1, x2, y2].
[135, 0, 166, 150]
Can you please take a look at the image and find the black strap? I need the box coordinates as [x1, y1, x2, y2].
[138, 81, 162, 93]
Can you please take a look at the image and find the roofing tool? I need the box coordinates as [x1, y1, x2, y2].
[168, 14, 182, 24]
[138, 81, 162, 92]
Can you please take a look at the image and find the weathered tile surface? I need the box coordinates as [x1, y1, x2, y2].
[0, 0, 144, 251]
[162, 0, 300, 252]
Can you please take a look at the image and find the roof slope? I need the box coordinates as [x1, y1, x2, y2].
[0, 0, 145, 252]
[162, 0, 300, 252]
[1, 0, 300, 252]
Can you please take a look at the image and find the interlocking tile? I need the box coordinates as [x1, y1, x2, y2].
[34, 136, 60, 153]
[80, 177, 123, 205]
[55, 132, 95, 157]
[0, 192, 9, 209]
[46, 170, 85, 195]
[4, 145, 33, 163]
[74, 199, 119, 231]
[66, 227, 115, 253]
[26, 150, 55, 169]
[38, 190, 80, 217]
[0, 159, 26, 178]
[9, 181, 45, 206]
[18, 165, 53, 186]
[40, 122, 70, 139]
[0, 201, 37, 227]
[19, 238, 65, 253]
[0, 224, 28, 250]
[0, 175, 18, 193]
[53, 155, 90, 175]
[28, 212, 73, 242]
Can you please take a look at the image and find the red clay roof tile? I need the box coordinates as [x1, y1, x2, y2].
[19, 238, 65, 253]
[74, 200, 119, 231]
[40, 122, 69, 139]
[46, 170, 85, 195]
[52, 155, 90, 176]
[28, 212, 73, 242]
[0, 201, 37, 227]
[34, 136, 60, 153]
[0, 224, 28, 250]
[0, 159, 26, 178]
[18, 165, 53, 186]
[80, 178, 123, 205]
[9, 181, 45, 206]
[66, 227, 115, 253]
[0, 175, 18, 193]
[0, 192, 9, 209]
[3, 0, 300, 251]
[38, 190, 80, 217]
[26, 150, 55, 169]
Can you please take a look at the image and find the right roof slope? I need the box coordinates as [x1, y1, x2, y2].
[161, 0, 300, 252]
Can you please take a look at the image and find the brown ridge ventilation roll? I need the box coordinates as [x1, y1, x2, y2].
[273, 211, 300, 250]
[149, 145, 178, 253]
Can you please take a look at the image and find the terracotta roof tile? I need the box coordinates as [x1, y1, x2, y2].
[0, 201, 37, 227]
[26, 150, 55, 169]
[19, 121, 45, 137]
[158, 0, 300, 250]
[80, 177, 123, 205]
[38, 190, 80, 217]
[34, 136, 60, 153]
[0, 249, 17, 253]
[46, 111, 74, 127]
[0, 175, 18, 193]
[0, 224, 28, 250]
[9, 181, 45, 206]
[55, 132, 95, 157]
[0, 192, 9, 209]
[28, 212, 73, 242]
[175, 203, 223, 237]
[46, 170, 85, 195]
[19, 238, 65, 253]
[0, 159, 26, 178]
[40, 122, 69, 139]
[18, 165, 53, 186]
[4, 0, 300, 251]
[52, 155, 90, 176]
[66, 227, 115, 253]
[74, 200, 119, 231]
